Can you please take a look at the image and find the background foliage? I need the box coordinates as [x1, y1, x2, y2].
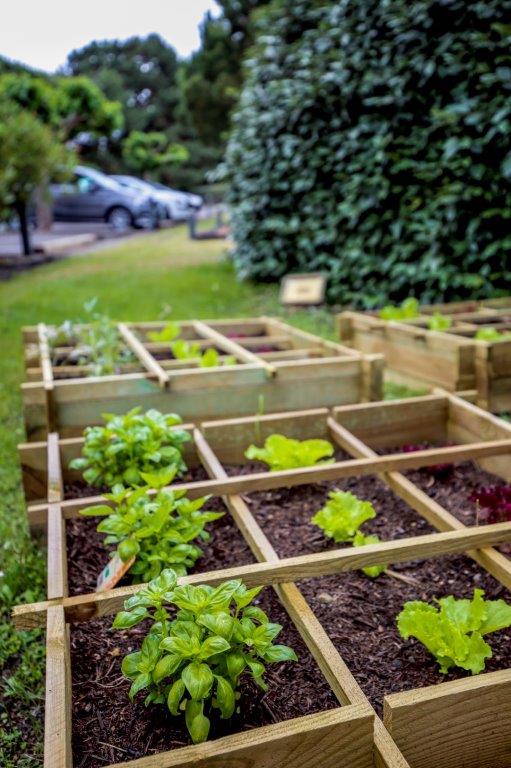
[225, 0, 511, 305]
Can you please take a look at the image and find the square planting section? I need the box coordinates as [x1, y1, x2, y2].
[337, 297, 511, 411]
[21, 316, 383, 440]
[13, 392, 511, 768]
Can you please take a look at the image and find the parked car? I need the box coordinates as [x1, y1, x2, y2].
[112, 175, 203, 221]
[111, 176, 168, 222]
[149, 181, 203, 219]
[51, 167, 159, 230]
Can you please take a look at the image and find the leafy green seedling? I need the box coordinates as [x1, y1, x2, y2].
[113, 569, 298, 743]
[48, 299, 134, 375]
[171, 340, 236, 367]
[379, 297, 419, 321]
[69, 407, 190, 488]
[311, 491, 386, 579]
[397, 588, 511, 674]
[475, 327, 511, 342]
[81, 470, 221, 582]
[427, 313, 452, 332]
[245, 434, 335, 472]
[147, 322, 181, 343]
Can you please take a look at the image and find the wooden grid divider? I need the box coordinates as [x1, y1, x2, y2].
[13, 392, 511, 768]
[337, 298, 511, 410]
[22, 316, 384, 440]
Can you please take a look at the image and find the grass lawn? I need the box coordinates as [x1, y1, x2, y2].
[0, 225, 336, 766]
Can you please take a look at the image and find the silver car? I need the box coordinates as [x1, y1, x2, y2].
[52, 166, 159, 230]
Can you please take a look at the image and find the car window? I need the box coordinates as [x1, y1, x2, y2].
[77, 176, 97, 194]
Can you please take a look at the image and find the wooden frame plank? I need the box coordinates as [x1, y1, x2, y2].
[383, 669, 511, 768]
[13, 521, 511, 629]
[44, 606, 72, 768]
[105, 707, 374, 768]
[193, 319, 277, 376]
[26, 438, 511, 527]
[117, 322, 170, 387]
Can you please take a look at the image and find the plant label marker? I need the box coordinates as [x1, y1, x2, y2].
[96, 554, 135, 593]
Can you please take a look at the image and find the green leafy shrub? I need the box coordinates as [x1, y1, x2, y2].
[311, 490, 386, 578]
[379, 298, 419, 321]
[427, 313, 453, 332]
[397, 588, 511, 674]
[475, 327, 511, 342]
[81, 473, 220, 581]
[69, 407, 190, 488]
[224, 0, 511, 306]
[245, 434, 334, 471]
[113, 569, 298, 743]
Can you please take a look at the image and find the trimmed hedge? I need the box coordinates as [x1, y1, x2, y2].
[224, 0, 511, 306]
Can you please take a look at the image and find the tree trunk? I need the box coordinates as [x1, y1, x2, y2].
[16, 200, 32, 256]
[35, 184, 53, 231]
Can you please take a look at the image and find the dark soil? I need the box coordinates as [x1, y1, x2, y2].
[404, 461, 507, 527]
[244, 473, 435, 556]
[297, 559, 511, 716]
[71, 587, 338, 767]
[66, 468, 253, 596]
[238, 473, 511, 716]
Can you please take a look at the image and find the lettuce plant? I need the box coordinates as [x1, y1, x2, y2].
[469, 485, 511, 524]
[171, 340, 236, 367]
[113, 570, 298, 743]
[245, 434, 334, 471]
[81, 471, 221, 582]
[311, 490, 386, 578]
[475, 327, 511, 342]
[427, 313, 452, 332]
[379, 297, 419, 321]
[397, 588, 511, 674]
[69, 407, 190, 488]
[147, 322, 181, 343]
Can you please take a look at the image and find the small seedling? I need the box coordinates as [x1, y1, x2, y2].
[69, 407, 190, 488]
[427, 313, 452, 332]
[379, 297, 419, 321]
[171, 340, 236, 367]
[147, 322, 181, 343]
[81, 470, 221, 582]
[113, 570, 298, 743]
[469, 485, 511, 524]
[397, 588, 511, 674]
[245, 434, 335, 471]
[311, 490, 386, 578]
[475, 327, 511, 342]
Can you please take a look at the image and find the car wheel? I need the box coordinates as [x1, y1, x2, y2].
[106, 207, 132, 231]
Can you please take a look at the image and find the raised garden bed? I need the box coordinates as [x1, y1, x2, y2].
[13, 392, 511, 768]
[21, 316, 383, 440]
[337, 297, 511, 412]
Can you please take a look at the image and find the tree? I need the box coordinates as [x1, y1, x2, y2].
[66, 35, 179, 135]
[122, 131, 188, 177]
[0, 105, 73, 255]
[225, 0, 511, 305]
[180, 2, 270, 146]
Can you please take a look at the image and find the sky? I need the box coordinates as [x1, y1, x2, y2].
[0, 0, 220, 72]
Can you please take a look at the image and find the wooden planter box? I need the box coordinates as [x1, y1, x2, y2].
[21, 316, 383, 441]
[337, 299, 511, 411]
[15, 393, 511, 767]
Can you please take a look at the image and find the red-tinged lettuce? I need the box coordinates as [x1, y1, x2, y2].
[397, 588, 511, 675]
[245, 434, 334, 472]
[469, 485, 511, 524]
[401, 443, 453, 479]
